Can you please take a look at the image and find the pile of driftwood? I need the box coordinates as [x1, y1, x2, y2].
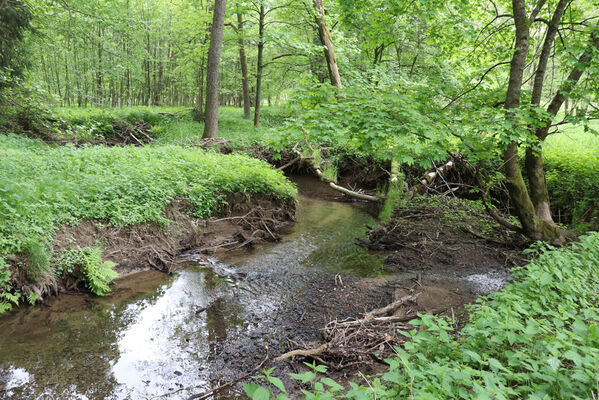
[112, 119, 154, 145]
[274, 293, 444, 370]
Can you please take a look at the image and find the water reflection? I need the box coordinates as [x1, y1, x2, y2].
[0, 179, 386, 399]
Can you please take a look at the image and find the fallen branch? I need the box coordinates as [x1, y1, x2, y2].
[292, 138, 382, 202]
[184, 353, 269, 400]
[409, 159, 455, 196]
[277, 155, 301, 170]
[274, 343, 329, 362]
[314, 168, 380, 201]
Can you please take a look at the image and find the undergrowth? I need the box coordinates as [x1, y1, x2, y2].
[56, 246, 119, 296]
[0, 134, 296, 311]
[55, 106, 171, 141]
[246, 232, 599, 399]
[544, 122, 599, 230]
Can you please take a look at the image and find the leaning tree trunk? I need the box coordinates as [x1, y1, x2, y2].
[203, 0, 227, 138]
[525, 25, 599, 226]
[313, 0, 342, 88]
[237, 11, 251, 120]
[253, 4, 265, 128]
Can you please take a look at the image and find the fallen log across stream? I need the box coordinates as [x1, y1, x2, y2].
[279, 139, 457, 203]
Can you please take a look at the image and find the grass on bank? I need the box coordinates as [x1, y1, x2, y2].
[544, 120, 599, 230]
[246, 232, 599, 399]
[0, 133, 297, 311]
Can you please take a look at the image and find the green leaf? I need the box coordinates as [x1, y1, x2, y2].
[267, 376, 286, 393]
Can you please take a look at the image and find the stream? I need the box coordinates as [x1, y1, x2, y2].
[0, 177, 507, 399]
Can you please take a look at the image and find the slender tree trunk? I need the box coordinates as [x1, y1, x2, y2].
[313, 0, 342, 88]
[525, 28, 599, 221]
[237, 11, 251, 119]
[524, 0, 569, 223]
[203, 0, 227, 138]
[253, 4, 265, 128]
[96, 24, 103, 106]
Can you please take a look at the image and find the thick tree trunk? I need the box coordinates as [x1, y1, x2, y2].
[236, 11, 251, 119]
[503, 0, 558, 241]
[253, 4, 265, 128]
[203, 0, 227, 138]
[313, 0, 342, 88]
[500, 0, 574, 243]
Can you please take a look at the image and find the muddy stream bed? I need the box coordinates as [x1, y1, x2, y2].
[0, 177, 510, 399]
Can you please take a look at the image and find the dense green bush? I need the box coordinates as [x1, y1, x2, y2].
[270, 81, 451, 167]
[0, 134, 297, 310]
[247, 233, 599, 399]
[55, 107, 171, 140]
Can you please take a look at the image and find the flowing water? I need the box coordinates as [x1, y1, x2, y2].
[0, 177, 507, 399]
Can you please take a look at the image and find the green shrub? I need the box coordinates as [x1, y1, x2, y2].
[55, 107, 170, 141]
[247, 233, 599, 399]
[269, 81, 451, 168]
[81, 247, 119, 296]
[0, 257, 18, 313]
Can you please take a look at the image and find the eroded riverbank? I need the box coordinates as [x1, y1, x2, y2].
[0, 177, 517, 399]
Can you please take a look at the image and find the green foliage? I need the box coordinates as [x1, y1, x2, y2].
[544, 123, 599, 229]
[0, 134, 296, 305]
[55, 107, 168, 141]
[81, 247, 118, 296]
[248, 233, 599, 399]
[0, 0, 33, 90]
[271, 81, 451, 168]
[56, 246, 119, 296]
[0, 256, 19, 313]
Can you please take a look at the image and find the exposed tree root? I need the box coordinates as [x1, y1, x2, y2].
[274, 293, 437, 369]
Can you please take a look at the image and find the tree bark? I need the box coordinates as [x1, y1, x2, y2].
[236, 11, 251, 119]
[253, 4, 265, 128]
[525, 25, 599, 227]
[502, 0, 547, 240]
[313, 0, 342, 88]
[501, 0, 574, 243]
[524, 0, 569, 223]
[203, 0, 227, 138]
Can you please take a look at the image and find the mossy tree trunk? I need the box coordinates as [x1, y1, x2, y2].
[502, 0, 565, 244]
[501, 1, 599, 244]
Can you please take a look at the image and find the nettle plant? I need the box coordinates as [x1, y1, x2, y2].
[244, 233, 599, 399]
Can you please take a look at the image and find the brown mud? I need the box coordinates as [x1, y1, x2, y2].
[181, 194, 527, 397]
